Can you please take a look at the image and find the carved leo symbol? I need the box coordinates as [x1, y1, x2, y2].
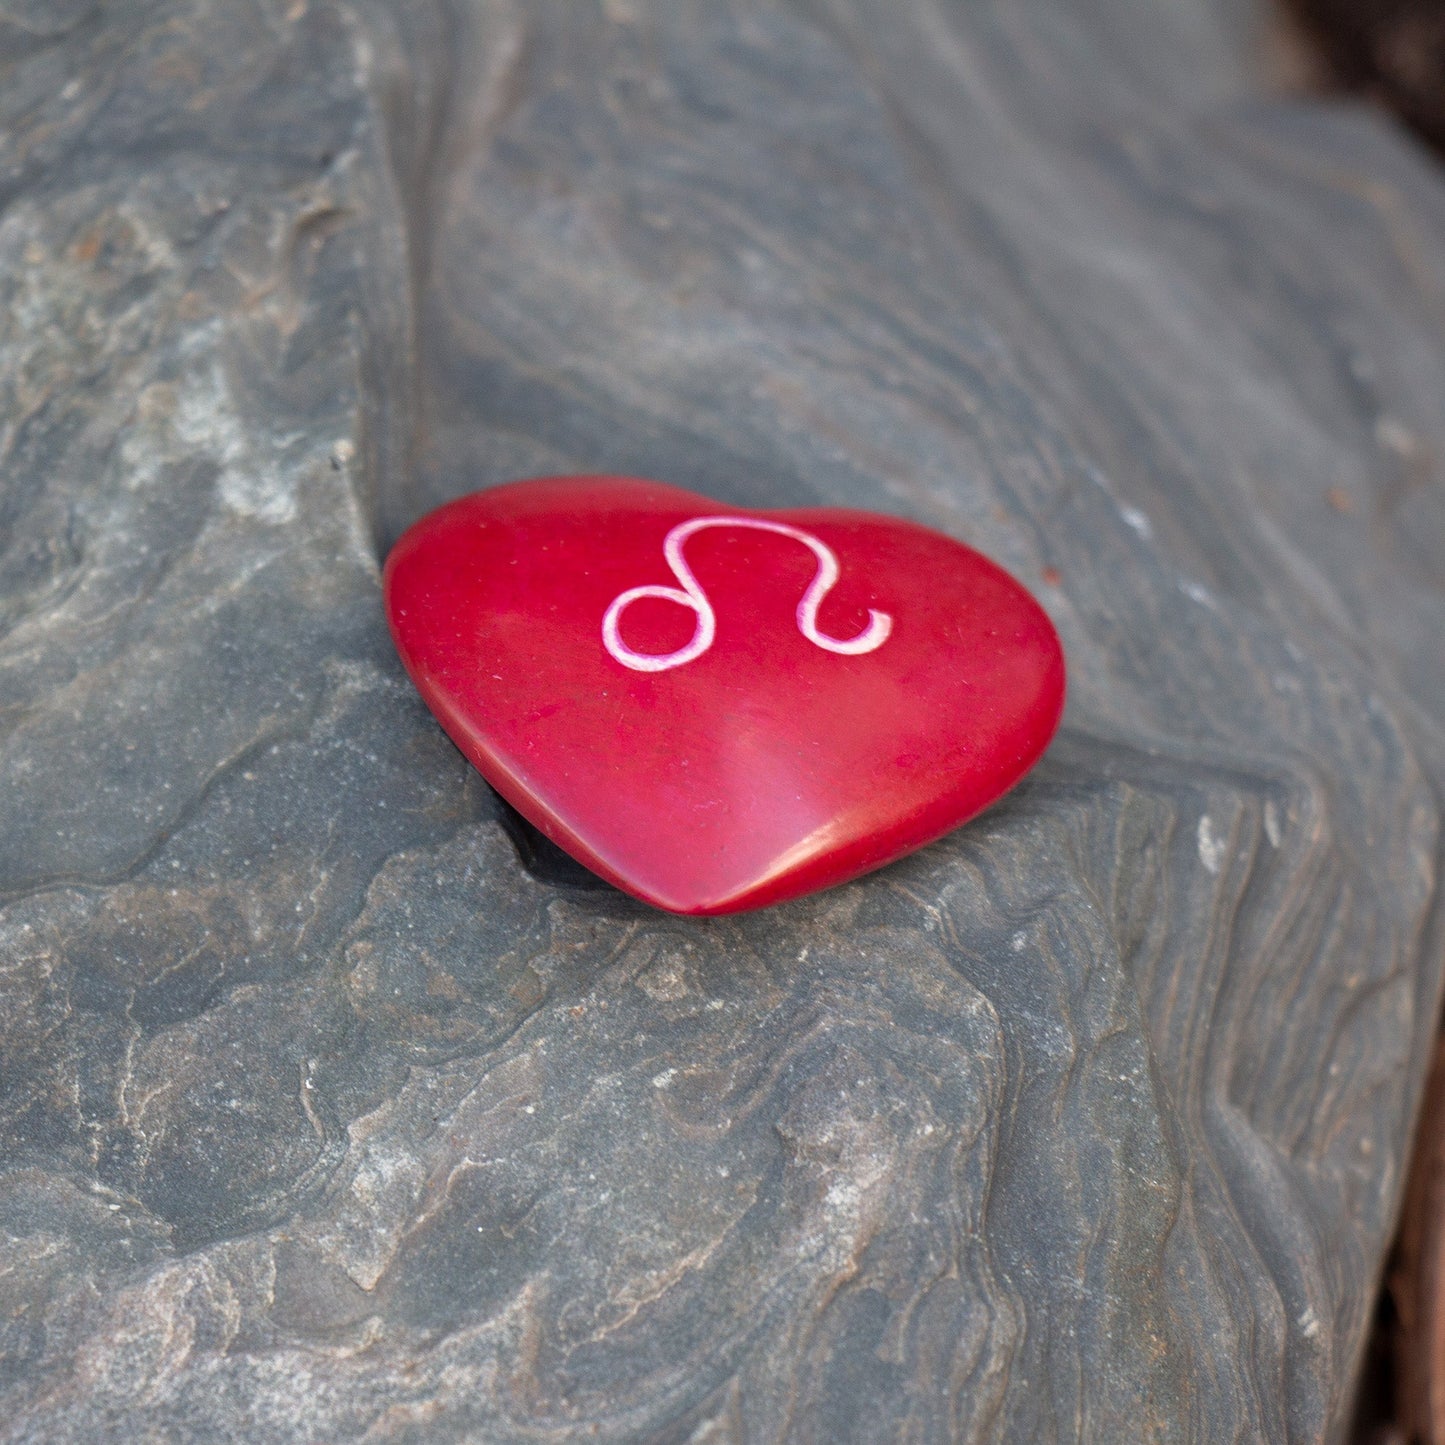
[602, 516, 893, 673]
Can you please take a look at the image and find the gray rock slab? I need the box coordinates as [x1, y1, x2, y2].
[2, 0, 1444, 1439]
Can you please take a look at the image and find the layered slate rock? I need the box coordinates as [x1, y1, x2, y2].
[2, 0, 1444, 1439]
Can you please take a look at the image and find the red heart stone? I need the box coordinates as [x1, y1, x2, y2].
[384, 476, 1065, 915]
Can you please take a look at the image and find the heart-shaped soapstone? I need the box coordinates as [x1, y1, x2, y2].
[384, 476, 1065, 915]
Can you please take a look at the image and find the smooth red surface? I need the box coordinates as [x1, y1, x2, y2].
[384, 476, 1066, 915]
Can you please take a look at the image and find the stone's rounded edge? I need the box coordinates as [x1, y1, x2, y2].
[673, 527, 1069, 916]
[381, 475, 1069, 916]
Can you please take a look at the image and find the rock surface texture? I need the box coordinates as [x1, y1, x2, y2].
[2, 1, 1445, 1440]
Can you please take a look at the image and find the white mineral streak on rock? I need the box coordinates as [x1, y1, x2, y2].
[1197, 815, 1224, 875]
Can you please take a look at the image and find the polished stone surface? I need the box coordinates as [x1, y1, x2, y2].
[3, 0, 1445, 1439]
[385, 476, 1064, 914]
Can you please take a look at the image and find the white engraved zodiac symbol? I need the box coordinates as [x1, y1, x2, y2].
[602, 516, 892, 673]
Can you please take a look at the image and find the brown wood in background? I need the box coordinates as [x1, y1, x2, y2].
[1384, 1037, 1445, 1443]
[1280, 0, 1445, 153]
